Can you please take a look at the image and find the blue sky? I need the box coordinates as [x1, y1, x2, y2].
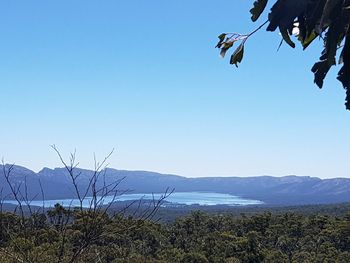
[0, 1, 349, 178]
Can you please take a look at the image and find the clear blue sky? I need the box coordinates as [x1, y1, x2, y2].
[0, 1, 349, 178]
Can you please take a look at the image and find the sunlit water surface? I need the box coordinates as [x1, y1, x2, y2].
[5, 192, 263, 208]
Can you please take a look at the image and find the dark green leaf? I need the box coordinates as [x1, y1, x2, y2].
[311, 58, 335, 88]
[280, 29, 295, 48]
[337, 36, 350, 109]
[216, 33, 227, 48]
[250, 0, 268, 22]
[301, 31, 317, 50]
[317, 0, 342, 33]
[220, 41, 234, 58]
[230, 44, 244, 67]
[267, 0, 308, 31]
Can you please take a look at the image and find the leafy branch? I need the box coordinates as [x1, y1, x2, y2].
[217, 0, 350, 110]
[216, 20, 269, 67]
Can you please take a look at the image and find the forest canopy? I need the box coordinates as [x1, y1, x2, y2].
[1, 208, 350, 262]
[217, 0, 350, 110]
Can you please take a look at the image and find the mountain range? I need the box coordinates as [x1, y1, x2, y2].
[1, 164, 350, 206]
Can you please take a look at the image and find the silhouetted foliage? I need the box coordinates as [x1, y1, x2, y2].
[217, 0, 350, 109]
[0, 150, 172, 263]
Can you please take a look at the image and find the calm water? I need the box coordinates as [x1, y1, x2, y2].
[5, 192, 263, 208]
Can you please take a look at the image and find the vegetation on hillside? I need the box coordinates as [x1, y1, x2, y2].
[2, 150, 349, 262]
[1, 207, 350, 262]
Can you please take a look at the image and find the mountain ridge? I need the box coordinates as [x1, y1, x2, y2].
[1, 164, 349, 206]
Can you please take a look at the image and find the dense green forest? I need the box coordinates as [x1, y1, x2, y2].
[153, 203, 350, 223]
[1, 204, 350, 263]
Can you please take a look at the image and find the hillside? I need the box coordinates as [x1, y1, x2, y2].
[1, 164, 350, 205]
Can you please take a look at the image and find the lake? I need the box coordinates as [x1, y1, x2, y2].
[5, 192, 263, 208]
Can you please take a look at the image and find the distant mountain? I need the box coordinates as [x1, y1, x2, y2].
[1, 164, 350, 205]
